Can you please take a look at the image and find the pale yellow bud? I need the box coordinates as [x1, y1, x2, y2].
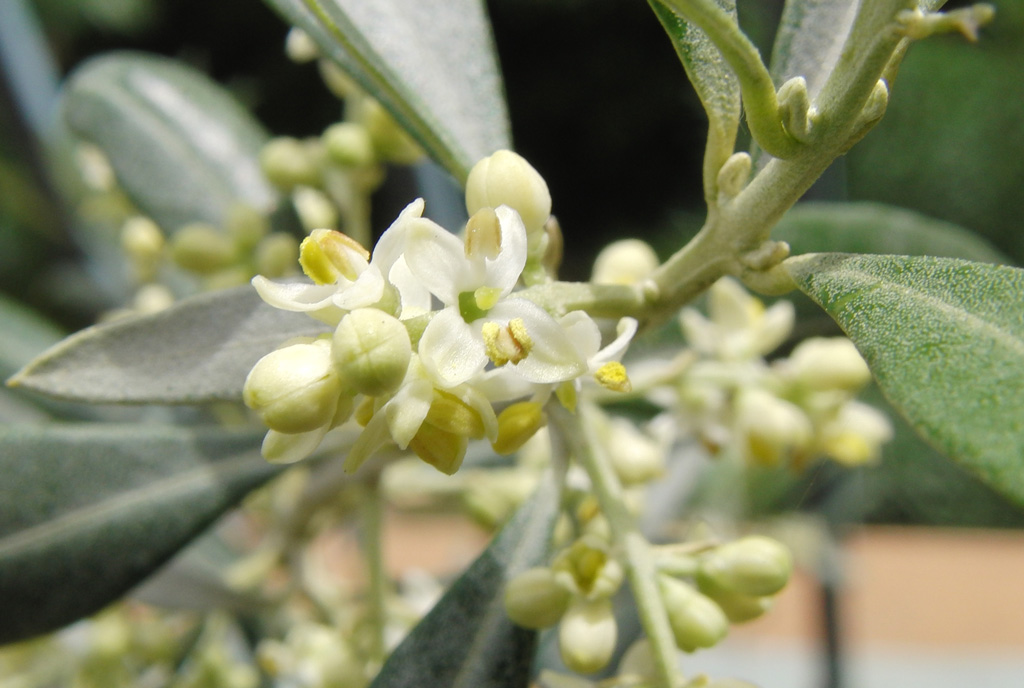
[492, 401, 546, 455]
[360, 99, 423, 164]
[703, 588, 773, 624]
[659, 575, 729, 652]
[323, 122, 376, 167]
[785, 337, 871, 392]
[255, 233, 300, 278]
[260, 137, 322, 191]
[504, 567, 572, 629]
[121, 216, 165, 271]
[697, 536, 792, 598]
[735, 388, 813, 467]
[332, 308, 412, 396]
[225, 203, 270, 250]
[293, 186, 338, 232]
[465, 150, 551, 238]
[285, 28, 319, 63]
[243, 340, 341, 434]
[171, 223, 236, 274]
[591, 239, 659, 285]
[604, 417, 665, 486]
[558, 598, 617, 674]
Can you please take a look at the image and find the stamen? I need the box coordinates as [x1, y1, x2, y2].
[464, 207, 502, 260]
[594, 362, 632, 392]
[482, 318, 533, 366]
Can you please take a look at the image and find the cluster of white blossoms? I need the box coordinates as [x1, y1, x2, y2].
[243, 150, 636, 474]
[640, 275, 893, 468]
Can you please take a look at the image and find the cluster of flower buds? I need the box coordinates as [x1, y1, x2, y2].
[504, 534, 624, 674]
[644, 277, 892, 468]
[658, 535, 792, 654]
[244, 150, 637, 474]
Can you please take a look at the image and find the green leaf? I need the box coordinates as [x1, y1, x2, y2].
[371, 473, 561, 688]
[262, 0, 510, 183]
[0, 423, 276, 644]
[769, 0, 859, 97]
[786, 253, 1024, 508]
[775, 202, 1012, 264]
[10, 285, 329, 404]
[62, 51, 276, 231]
[649, 0, 740, 199]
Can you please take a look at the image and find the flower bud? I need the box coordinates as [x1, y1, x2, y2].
[361, 99, 423, 164]
[492, 401, 546, 455]
[225, 203, 270, 250]
[171, 223, 236, 274]
[255, 233, 300, 278]
[559, 598, 617, 674]
[552, 536, 623, 600]
[697, 536, 792, 598]
[504, 567, 572, 629]
[294, 186, 338, 232]
[703, 588, 773, 624]
[591, 239, 659, 285]
[785, 337, 871, 392]
[659, 575, 729, 652]
[735, 388, 812, 467]
[121, 216, 165, 280]
[324, 122, 376, 167]
[285, 28, 319, 63]
[604, 417, 665, 485]
[465, 150, 551, 239]
[332, 308, 412, 396]
[244, 340, 341, 434]
[260, 137, 322, 191]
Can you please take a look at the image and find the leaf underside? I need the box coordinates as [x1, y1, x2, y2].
[788, 253, 1024, 509]
[0, 424, 276, 644]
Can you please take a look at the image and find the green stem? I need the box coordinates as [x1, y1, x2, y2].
[550, 403, 684, 688]
[657, 0, 802, 159]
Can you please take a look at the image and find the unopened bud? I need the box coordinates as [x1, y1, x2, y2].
[559, 598, 617, 674]
[361, 99, 423, 164]
[465, 150, 551, 239]
[332, 308, 411, 396]
[324, 122, 376, 168]
[785, 337, 871, 391]
[591, 239, 659, 285]
[255, 233, 300, 278]
[604, 417, 665, 485]
[243, 340, 341, 434]
[285, 28, 319, 63]
[171, 223, 236, 274]
[492, 401, 546, 455]
[226, 203, 270, 250]
[659, 575, 729, 652]
[735, 388, 813, 467]
[504, 567, 572, 629]
[716, 152, 752, 198]
[703, 588, 773, 624]
[121, 216, 165, 274]
[697, 536, 792, 598]
[261, 137, 322, 191]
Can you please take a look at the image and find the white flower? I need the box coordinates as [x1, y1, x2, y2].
[681, 277, 793, 361]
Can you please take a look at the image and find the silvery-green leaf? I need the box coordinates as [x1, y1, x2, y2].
[649, 0, 740, 200]
[769, 0, 859, 98]
[371, 473, 560, 688]
[262, 0, 510, 183]
[787, 253, 1024, 508]
[10, 285, 328, 404]
[775, 202, 1011, 264]
[0, 423, 276, 644]
[62, 51, 276, 231]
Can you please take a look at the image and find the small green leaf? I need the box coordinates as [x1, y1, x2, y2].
[10, 285, 329, 404]
[787, 253, 1024, 508]
[371, 473, 561, 688]
[649, 0, 740, 200]
[62, 52, 276, 231]
[0, 423, 276, 644]
[775, 202, 1011, 264]
[262, 0, 510, 183]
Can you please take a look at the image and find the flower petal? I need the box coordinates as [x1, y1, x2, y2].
[483, 205, 528, 296]
[331, 265, 385, 310]
[261, 426, 329, 464]
[419, 308, 488, 387]
[371, 198, 424, 274]
[385, 376, 433, 448]
[404, 217, 468, 304]
[490, 299, 586, 384]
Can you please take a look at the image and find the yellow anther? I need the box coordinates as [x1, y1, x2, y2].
[464, 207, 502, 260]
[299, 229, 370, 284]
[492, 402, 545, 455]
[424, 389, 487, 440]
[594, 362, 632, 393]
[482, 318, 533, 366]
